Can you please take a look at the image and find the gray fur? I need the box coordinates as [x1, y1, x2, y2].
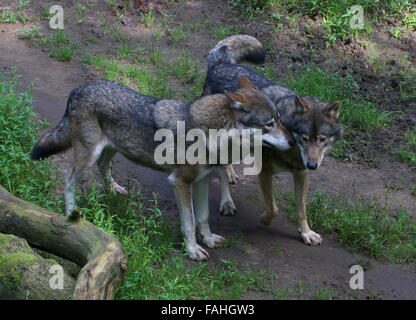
[204, 35, 344, 246]
[32, 79, 291, 261]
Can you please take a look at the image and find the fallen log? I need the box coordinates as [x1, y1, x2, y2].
[0, 233, 76, 299]
[0, 185, 128, 300]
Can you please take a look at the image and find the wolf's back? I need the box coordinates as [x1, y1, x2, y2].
[207, 35, 265, 70]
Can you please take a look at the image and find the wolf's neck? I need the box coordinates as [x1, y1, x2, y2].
[189, 94, 235, 131]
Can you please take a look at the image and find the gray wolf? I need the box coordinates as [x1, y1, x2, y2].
[203, 35, 344, 245]
[32, 78, 294, 260]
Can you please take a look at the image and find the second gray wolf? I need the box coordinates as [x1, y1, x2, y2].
[203, 35, 344, 245]
[31, 77, 293, 260]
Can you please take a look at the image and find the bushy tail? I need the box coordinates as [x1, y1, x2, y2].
[31, 108, 71, 160]
[207, 35, 266, 70]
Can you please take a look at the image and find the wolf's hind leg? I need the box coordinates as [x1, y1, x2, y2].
[193, 174, 224, 248]
[65, 139, 107, 216]
[293, 170, 322, 245]
[97, 148, 128, 195]
[168, 171, 209, 261]
[218, 166, 237, 216]
[258, 169, 278, 225]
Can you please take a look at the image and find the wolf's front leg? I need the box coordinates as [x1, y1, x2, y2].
[258, 169, 279, 225]
[226, 164, 238, 185]
[293, 170, 322, 245]
[65, 170, 81, 216]
[193, 174, 225, 248]
[218, 166, 237, 216]
[168, 172, 209, 261]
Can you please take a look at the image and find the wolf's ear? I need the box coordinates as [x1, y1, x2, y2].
[237, 76, 258, 90]
[225, 90, 249, 112]
[324, 101, 341, 120]
[294, 96, 309, 114]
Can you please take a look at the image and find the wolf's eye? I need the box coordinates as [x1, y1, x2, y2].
[265, 119, 275, 128]
[301, 135, 309, 142]
[319, 136, 327, 143]
[265, 119, 276, 130]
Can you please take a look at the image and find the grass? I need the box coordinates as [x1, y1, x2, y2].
[0, 8, 30, 24]
[79, 184, 264, 299]
[281, 66, 392, 160]
[0, 68, 61, 209]
[167, 24, 188, 43]
[399, 71, 416, 108]
[213, 26, 242, 40]
[17, 26, 41, 40]
[314, 288, 336, 300]
[103, 25, 129, 43]
[83, 48, 203, 101]
[403, 8, 416, 29]
[48, 31, 75, 62]
[0, 68, 265, 299]
[83, 53, 174, 97]
[228, 0, 413, 44]
[286, 190, 416, 264]
[140, 9, 156, 28]
[75, 3, 88, 24]
[118, 44, 133, 58]
[0, 9, 19, 23]
[395, 129, 416, 168]
[411, 185, 416, 196]
[19, 29, 76, 62]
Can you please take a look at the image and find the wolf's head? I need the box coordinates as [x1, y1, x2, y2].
[281, 96, 344, 170]
[225, 77, 295, 151]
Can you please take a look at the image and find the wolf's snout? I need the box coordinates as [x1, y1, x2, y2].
[306, 161, 318, 170]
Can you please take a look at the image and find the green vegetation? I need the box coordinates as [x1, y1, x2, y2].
[399, 71, 416, 108]
[0, 7, 30, 24]
[83, 53, 174, 98]
[75, 3, 88, 24]
[141, 9, 156, 28]
[228, 0, 414, 44]
[0, 69, 61, 208]
[83, 48, 203, 101]
[272, 281, 329, 299]
[168, 24, 188, 43]
[48, 31, 76, 62]
[395, 129, 416, 168]
[78, 185, 264, 299]
[17, 26, 41, 40]
[314, 288, 336, 300]
[286, 190, 416, 264]
[411, 185, 416, 196]
[213, 26, 242, 40]
[403, 8, 416, 29]
[20, 29, 76, 62]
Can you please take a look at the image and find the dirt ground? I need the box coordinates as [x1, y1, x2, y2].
[1, 0, 415, 299]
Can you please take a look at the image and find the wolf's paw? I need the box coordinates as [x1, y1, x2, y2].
[260, 211, 277, 226]
[300, 230, 322, 245]
[220, 200, 236, 216]
[110, 182, 128, 196]
[202, 233, 225, 249]
[187, 244, 210, 261]
[227, 168, 238, 185]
